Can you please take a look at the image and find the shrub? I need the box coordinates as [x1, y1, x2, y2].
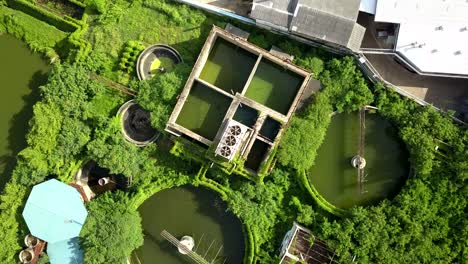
[321, 57, 373, 113]
[278, 92, 332, 170]
[137, 63, 191, 130]
[80, 192, 144, 264]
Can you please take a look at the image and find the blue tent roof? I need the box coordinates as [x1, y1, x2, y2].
[47, 237, 84, 264]
[22, 179, 88, 243]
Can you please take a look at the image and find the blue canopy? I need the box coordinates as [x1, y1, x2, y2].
[47, 237, 84, 264]
[22, 179, 88, 243]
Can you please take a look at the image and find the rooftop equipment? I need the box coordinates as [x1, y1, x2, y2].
[214, 120, 249, 161]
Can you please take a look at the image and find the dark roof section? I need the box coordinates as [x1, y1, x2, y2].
[250, 0, 365, 51]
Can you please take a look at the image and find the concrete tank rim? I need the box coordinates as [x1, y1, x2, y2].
[136, 44, 183, 81]
[117, 99, 159, 147]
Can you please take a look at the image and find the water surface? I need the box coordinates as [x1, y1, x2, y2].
[176, 82, 232, 141]
[245, 139, 270, 172]
[245, 59, 303, 114]
[0, 34, 49, 190]
[132, 186, 245, 264]
[233, 104, 258, 128]
[199, 38, 256, 94]
[308, 112, 408, 209]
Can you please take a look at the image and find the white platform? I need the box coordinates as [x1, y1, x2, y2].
[373, 0, 468, 75]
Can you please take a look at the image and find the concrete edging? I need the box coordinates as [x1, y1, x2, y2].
[136, 44, 183, 81]
[117, 99, 159, 147]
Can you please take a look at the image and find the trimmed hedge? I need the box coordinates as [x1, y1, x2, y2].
[4, 0, 91, 62]
[68, 0, 86, 8]
[119, 41, 145, 74]
[67, 13, 91, 62]
[6, 0, 79, 32]
[0, 6, 68, 57]
[242, 222, 256, 264]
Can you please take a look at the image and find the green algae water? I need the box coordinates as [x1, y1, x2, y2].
[131, 186, 244, 264]
[307, 112, 409, 209]
[176, 82, 232, 141]
[245, 59, 303, 114]
[199, 38, 256, 94]
[0, 34, 49, 190]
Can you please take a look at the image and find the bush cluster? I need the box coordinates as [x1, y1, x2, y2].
[118, 41, 145, 74]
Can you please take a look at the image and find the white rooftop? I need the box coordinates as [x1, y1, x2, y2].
[373, 0, 468, 75]
[359, 0, 376, 15]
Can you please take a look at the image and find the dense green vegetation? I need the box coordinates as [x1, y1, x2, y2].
[136, 63, 191, 130]
[80, 192, 143, 263]
[118, 40, 145, 74]
[318, 85, 468, 263]
[0, 0, 466, 264]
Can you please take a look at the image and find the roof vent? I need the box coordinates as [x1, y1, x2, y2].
[229, 125, 242, 136]
[224, 135, 237, 146]
[214, 120, 248, 161]
[219, 146, 232, 158]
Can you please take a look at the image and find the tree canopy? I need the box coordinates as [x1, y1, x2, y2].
[80, 192, 144, 264]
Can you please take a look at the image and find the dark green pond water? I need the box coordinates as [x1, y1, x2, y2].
[233, 104, 258, 128]
[132, 186, 245, 264]
[245, 139, 270, 172]
[308, 112, 409, 209]
[176, 82, 232, 141]
[245, 59, 303, 114]
[0, 34, 49, 190]
[199, 38, 256, 94]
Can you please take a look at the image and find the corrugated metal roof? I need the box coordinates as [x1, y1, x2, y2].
[250, 4, 292, 29]
[290, 6, 363, 50]
[298, 0, 361, 20]
[250, 0, 364, 51]
[253, 0, 298, 13]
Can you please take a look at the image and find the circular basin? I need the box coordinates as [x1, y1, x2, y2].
[118, 100, 158, 146]
[131, 186, 244, 264]
[136, 44, 182, 80]
[307, 111, 409, 209]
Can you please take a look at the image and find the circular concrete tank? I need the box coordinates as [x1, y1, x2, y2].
[118, 100, 159, 146]
[136, 44, 182, 80]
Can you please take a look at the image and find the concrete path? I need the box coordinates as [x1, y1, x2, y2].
[365, 54, 468, 114]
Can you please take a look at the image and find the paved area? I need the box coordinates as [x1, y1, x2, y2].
[364, 53, 468, 115]
[198, 0, 251, 16]
[358, 13, 397, 49]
